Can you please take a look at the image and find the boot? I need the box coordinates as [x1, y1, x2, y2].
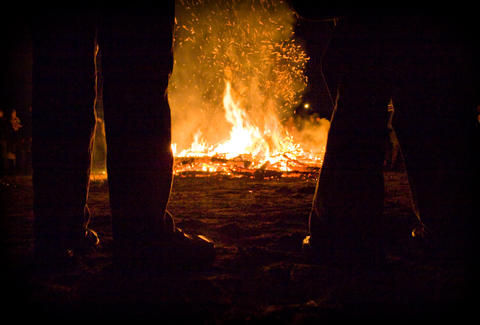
[34, 227, 100, 270]
[112, 210, 215, 274]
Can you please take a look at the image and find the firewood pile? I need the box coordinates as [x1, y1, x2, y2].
[173, 155, 321, 179]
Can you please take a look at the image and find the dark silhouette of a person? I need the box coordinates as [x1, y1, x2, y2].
[31, 3, 214, 270]
[292, 3, 477, 265]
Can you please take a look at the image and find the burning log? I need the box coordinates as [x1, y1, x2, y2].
[173, 155, 320, 179]
[168, 1, 329, 179]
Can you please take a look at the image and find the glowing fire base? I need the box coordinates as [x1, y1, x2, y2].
[172, 82, 325, 179]
[173, 154, 321, 179]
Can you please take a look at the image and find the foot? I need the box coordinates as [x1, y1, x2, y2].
[76, 228, 101, 254]
[33, 227, 100, 270]
[158, 210, 215, 270]
[302, 234, 330, 264]
[302, 234, 387, 268]
[113, 211, 215, 273]
[161, 226, 216, 270]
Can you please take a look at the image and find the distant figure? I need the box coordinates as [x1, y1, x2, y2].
[7, 109, 22, 172]
[10, 109, 22, 132]
[0, 109, 8, 175]
[31, 3, 214, 271]
[292, 2, 476, 265]
[384, 102, 400, 171]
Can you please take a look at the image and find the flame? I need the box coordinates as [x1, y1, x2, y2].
[173, 81, 326, 176]
[91, 1, 331, 180]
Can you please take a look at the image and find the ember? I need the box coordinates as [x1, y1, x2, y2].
[168, 0, 329, 177]
[90, 0, 330, 180]
[172, 81, 326, 178]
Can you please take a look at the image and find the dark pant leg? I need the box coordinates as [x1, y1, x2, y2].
[98, 5, 175, 247]
[308, 17, 390, 258]
[391, 17, 476, 250]
[31, 13, 97, 251]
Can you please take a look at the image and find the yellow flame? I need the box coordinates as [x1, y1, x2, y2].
[214, 82, 265, 159]
[172, 81, 325, 174]
[169, 0, 330, 176]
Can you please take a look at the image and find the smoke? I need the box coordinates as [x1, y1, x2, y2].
[289, 114, 330, 155]
[168, 0, 311, 151]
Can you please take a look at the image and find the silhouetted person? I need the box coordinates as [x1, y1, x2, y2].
[0, 109, 8, 175]
[292, 3, 476, 265]
[31, 3, 214, 271]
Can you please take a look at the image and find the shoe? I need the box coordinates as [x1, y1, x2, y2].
[33, 227, 100, 270]
[76, 228, 101, 254]
[160, 226, 216, 270]
[302, 234, 387, 268]
[112, 212, 215, 274]
[162, 210, 215, 269]
[302, 234, 331, 264]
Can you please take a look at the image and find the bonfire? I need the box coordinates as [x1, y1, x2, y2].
[169, 0, 329, 178]
[91, 0, 330, 180]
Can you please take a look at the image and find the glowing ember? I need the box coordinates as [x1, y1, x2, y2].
[90, 0, 331, 181]
[169, 0, 330, 177]
[172, 81, 326, 177]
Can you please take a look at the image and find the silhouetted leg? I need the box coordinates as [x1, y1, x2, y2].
[98, 7, 175, 249]
[31, 13, 97, 255]
[391, 17, 476, 254]
[307, 17, 390, 263]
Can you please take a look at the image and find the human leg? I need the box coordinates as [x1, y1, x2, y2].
[391, 19, 476, 255]
[99, 6, 214, 269]
[31, 12, 98, 261]
[305, 17, 391, 264]
[99, 10, 174, 248]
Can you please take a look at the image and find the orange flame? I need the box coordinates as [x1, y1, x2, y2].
[172, 81, 325, 176]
